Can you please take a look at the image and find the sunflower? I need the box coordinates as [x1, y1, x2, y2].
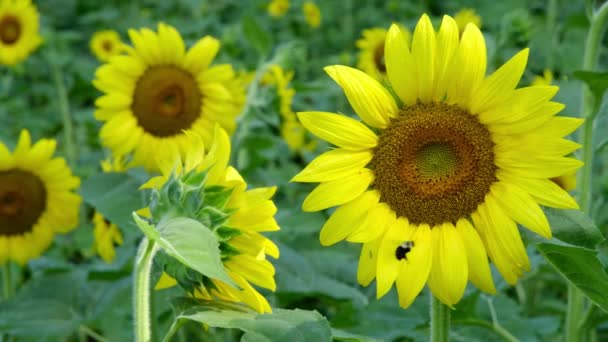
[454, 8, 482, 34]
[267, 0, 289, 17]
[147, 127, 279, 313]
[0, 0, 42, 66]
[0, 130, 81, 265]
[531, 69, 553, 86]
[93, 23, 246, 171]
[356, 26, 411, 82]
[90, 30, 124, 63]
[302, 1, 321, 28]
[293, 14, 582, 308]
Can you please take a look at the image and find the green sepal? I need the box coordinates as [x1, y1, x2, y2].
[203, 185, 234, 209]
[216, 226, 243, 241]
[197, 206, 231, 230]
[220, 242, 241, 260]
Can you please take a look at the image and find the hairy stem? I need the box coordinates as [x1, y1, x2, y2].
[134, 238, 158, 342]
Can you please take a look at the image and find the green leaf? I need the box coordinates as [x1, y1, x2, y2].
[154, 217, 235, 287]
[133, 213, 159, 241]
[544, 208, 605, 249]
[242, 16, 272, 56]
[537, 243, 608, 312]
[331, 328, 382, 342]
[0, 299, 81, 337]
[81, 172, 145, 231]
[166, 301, 332, 342]
[573, 70, 608, 101]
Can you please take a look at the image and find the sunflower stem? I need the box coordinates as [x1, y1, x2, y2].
[430, 295, 450, 342]
[134, 237, 158, 342]
[567, 2, 608, 342]
[51, 64, 77, 167]
[2, 263, 12, 300]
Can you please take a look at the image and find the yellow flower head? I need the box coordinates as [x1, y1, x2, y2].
[532, 69, 553, 86]
[454, 8, 482, 34]
[148, 127, 280, 313]
[0, 130, 81, 265]
[90, 30, 124, 63]
[356, 25, 411, 81]
[293, 14, 582, 308]
[302, 1, 321, 28]
[0, 0, 42, 66]
[93, 23, 246, 172]
[268, 0, 289, 17]
[92, 212, 123, 263]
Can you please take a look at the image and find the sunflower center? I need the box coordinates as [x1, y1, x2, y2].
[132, 65, 202, 137]
[0, 169, 47, 236]
[373, 41, 386, 73]
[0, 15, 21, 45]
[370, 102, 497, 226]
[101, 40, 113, 52]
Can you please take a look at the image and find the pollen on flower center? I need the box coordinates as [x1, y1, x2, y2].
[370, 102, 497, 226]
[131, 65, 202, 137]
[0, 169, 47, 236]
[0, 15, 21, 45]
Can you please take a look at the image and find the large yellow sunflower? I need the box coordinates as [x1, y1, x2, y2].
[0, 0, 42, 66]
[148, 127, 279, 313]
[356, 26, 411, 82]
[293, 14, 582, 308]
[0, 130, 81, 265]
[93, 23, 246, 171]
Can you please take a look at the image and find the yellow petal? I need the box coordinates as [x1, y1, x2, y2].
[319, 191, 379, 246]
[456, 219, 496, 294]
[433, 15, 459, 101]
[495, 155, 583, 179]
[357, 236, 383, 286]
[183, 36, 220, 75]
[470, 48, 529, 114]
[479, 86, 558, 125]
[291, 149, 372, 183]
[395, 223, 433, 309]
[225, 255, 276, 291]
[324, 65, 397, 128]
[427, 223, 468, 306]
[497, 170, 579, 209]
[302, 168, 374, 212]
[376, 218, 413, 299]
[411, 14, 436, 103]
[385, 24, 417, 105]
[199, 125, 231, 185]
[297, 112, 378, 150]
[445, 24, 486, 108]
[347, 202, 394, 243]
[491, 182, 551, 238]
[155, 273, 178, 290]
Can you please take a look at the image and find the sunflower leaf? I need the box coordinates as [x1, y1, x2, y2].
[242, 16, 272, 56]
[537, 243, 608, 312]
[163, 300, 332, 342]
[572, 70, 608, 103]
[154, 217, 236, 288]
[544, 208, 605, 249]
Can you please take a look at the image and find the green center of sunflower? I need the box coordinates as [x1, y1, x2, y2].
[0, 169, 47, 236]
[132, 66, 202, 137]
[373, 41, 386, 73]
[0, 15, 21, 45]
[370, 102, 497, 226]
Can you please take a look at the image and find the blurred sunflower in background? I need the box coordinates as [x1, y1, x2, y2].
[93, 23, 246, 171]
[148, 127, 279, 313]
[91, 156, 126, 263]
[0, 130, 81, 265]
[0, 0, 42, 66]
[294, 14, 582, 308]
[90, 30, 124, 63]
[356, 25, 411, 81]
[302, 1, 321, 28]
[267, 0, 289, 17]
[532, 69, 553, 86]
[454, 8, 482, 34]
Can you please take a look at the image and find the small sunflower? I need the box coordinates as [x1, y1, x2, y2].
[454, 8, 482, 34]
[531, 69, 553, 86]
[302, 1, 321, 29]
[356, 26, 411, 82]
[0, 130, 81, 265]
[148, 127, 279, 313]
[267, 0, 289, 17]
[93, 23, 246, 171]
[90, 30, 124, 63]
[293, 15, 582, 308]
[0, 0, 42, 66]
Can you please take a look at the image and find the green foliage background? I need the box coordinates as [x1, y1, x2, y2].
[0, 0, 607, 341]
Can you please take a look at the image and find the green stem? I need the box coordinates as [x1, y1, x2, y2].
[134, 238, 158, 342]
[567, 3, 608, 342]
[546, 0, 558, 70]
[430, 296, 450, 342]
[2, 264, 12, 300]
[79, 325, 109, 342]
[50, 64, 76, 167]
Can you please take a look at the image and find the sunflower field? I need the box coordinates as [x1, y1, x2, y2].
[1, 0, 608, 341]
